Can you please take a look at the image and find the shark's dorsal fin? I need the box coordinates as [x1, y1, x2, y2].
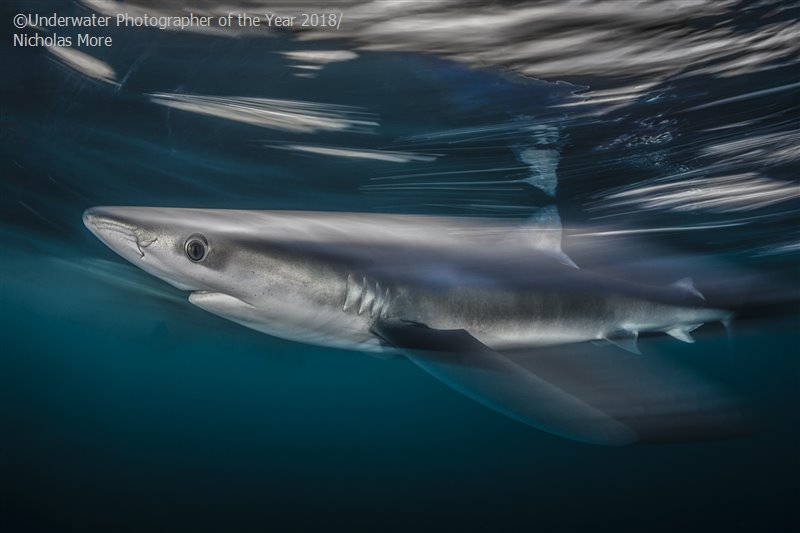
[671, 277, 705, 300]
[604, 330, 640, 355]
[517, 206, 578, 269]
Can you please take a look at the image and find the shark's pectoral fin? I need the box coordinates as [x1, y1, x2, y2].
[371, 319, 638, 446]
[372, 319, 752, 445]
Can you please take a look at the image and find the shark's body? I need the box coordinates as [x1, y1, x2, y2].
[84, 207, 744, 445]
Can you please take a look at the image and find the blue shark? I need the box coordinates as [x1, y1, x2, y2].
[83, 206, 746, 445]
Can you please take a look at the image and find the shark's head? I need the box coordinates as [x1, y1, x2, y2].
[82, 206, 308, 324]
[83, 206, 376, 347]
[83, 206, 232, 292]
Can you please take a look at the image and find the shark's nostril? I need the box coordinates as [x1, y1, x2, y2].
[82, 206, 157, 259]
[82, 208, 101, 230]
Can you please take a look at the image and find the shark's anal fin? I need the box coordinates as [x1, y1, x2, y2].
[371, 319, 638, 446]
[665, 323, 702, 343]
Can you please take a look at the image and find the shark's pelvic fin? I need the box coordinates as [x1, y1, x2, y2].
[604, 330, 640, 355]
[671, 277, 705, 300]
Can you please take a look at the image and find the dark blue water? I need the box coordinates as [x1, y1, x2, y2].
[2, 1, 799, 531]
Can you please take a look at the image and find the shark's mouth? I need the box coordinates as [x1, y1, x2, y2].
[187, 291, 259, 332]
[188, 291, 255, 309]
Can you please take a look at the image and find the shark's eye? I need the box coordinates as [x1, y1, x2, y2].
[184, 234, 208, 262]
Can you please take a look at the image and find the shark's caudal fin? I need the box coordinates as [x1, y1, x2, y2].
[515, 205, 578, 269]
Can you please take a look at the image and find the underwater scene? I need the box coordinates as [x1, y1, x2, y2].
[2, 0, 799, 531]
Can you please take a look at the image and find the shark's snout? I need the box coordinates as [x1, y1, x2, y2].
[83, 206, 210, 292]
[83, 206, 158, 260]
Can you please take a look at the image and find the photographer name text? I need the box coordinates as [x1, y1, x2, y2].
[12, 12, 344, 48]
